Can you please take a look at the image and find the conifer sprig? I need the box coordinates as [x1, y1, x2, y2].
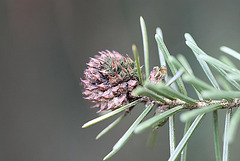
[82, 17, 240, 161]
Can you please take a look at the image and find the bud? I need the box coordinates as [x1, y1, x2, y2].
[149, 66, 168, 127]
[149, 66, 167, 84]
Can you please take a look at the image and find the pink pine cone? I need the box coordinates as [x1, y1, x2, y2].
[81, 50, 140, 112]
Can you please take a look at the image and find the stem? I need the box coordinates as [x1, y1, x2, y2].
[169, 115, 176, 155]
[156, 27, 166, 67]
[180, 120, 191, 161]
[180, 104, 222, 122]
[96, 114, 125, 140]
[132, 44, 143, 85]
[82, 100, 140, 128]
[155, 34, 187, 95]
[140, 16, 149, 78]
[222, 109, 232, 161]
[135, 106, 183, 134]
[227, 107, 240, 143]
[213, 110, 222, 161]
[168, 114, 205, 161]
[167, 98, 240, 110]
[104, 104, 154, 160]
[133, 86, 165, 103]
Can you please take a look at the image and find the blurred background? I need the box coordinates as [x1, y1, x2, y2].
[1, 0, 240, 161]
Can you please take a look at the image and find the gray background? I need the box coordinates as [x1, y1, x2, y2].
[1, 0, 240, 161]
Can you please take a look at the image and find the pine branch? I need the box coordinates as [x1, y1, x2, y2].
[138, 97, 240, 110]
[81, 17, 240, 161]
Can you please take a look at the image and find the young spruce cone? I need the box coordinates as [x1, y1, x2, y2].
[81, 50, 140, 112]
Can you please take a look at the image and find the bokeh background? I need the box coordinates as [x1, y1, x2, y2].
[1, 0, 240, 161]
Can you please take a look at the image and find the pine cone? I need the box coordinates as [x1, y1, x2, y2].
[81, 50, 140, 112]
